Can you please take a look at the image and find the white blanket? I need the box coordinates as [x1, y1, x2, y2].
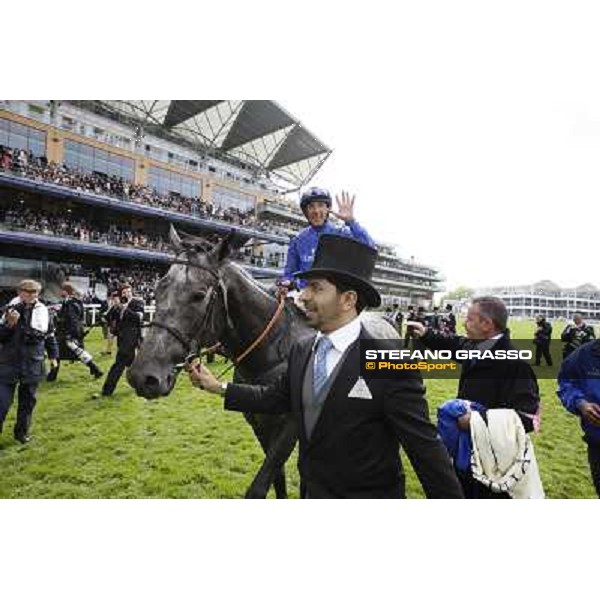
[470, 409, 545, 499]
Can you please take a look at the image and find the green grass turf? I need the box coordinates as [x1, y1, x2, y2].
[0, 319, 596, 498]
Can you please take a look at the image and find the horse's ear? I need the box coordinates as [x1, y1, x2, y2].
[212, 230, 236, 262]
[169, 224, 183, 252]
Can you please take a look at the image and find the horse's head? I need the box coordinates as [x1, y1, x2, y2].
[128, 225, 235, 399]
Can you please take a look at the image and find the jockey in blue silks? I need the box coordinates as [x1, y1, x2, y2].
[278, 187, 376, 297]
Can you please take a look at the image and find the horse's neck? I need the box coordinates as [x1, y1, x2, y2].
[220, 264, 284, 368]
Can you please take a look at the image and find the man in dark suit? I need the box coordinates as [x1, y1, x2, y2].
[188, 235, 463, 499]
[408, 296, 540, 498]
[533, 314, 553, 367]
[101, 283, 145, 397]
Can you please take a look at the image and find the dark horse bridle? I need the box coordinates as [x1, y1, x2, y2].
[149, 255, 223, 357]
[149, 254, 285, 375]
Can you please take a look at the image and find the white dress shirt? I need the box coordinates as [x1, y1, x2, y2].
[313, 316, 362, 378]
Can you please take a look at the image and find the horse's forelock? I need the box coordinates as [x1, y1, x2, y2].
[181, 239, 212, 253]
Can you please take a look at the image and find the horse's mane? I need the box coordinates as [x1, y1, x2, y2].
[224, 260, 309, 324]
[225, 260, 276, 300]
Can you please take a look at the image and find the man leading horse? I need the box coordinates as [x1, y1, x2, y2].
[128, 226, 400, 498]
[188, 234, 463, 499]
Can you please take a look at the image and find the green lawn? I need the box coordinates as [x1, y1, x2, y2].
[0, 319, 596, 498]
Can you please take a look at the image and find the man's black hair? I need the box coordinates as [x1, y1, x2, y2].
[323, 275, 368, 314]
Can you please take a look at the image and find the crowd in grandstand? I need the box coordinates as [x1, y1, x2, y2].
[0, 204, 170, 252]
[1, 144, 423, 294]
[0, 145, 290, 237]
[0, 201, 286, 271]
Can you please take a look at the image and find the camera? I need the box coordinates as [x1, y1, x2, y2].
[2, 302, 46, 343]
[3, 301, 26, 315]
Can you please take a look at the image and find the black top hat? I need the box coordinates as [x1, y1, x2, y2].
[294, 234, 381, 308]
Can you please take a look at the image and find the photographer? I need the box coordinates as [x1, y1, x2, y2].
[101, 284, 144, 397]
[561, 313, 595, 359]
[48, 282, 103, 381]
[0, 279, 59, 444]
[435, 304, 457, 337]
[100, 292, 120, 356]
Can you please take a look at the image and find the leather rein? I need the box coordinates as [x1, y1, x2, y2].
[149, 256, 285, 376]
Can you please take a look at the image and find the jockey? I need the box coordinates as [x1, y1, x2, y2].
[277, 187, 376, 298]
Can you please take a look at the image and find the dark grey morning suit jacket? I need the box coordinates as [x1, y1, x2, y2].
[225, 326, 463, 498]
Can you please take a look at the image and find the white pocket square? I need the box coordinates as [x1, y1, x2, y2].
[348, 377, 373, 399]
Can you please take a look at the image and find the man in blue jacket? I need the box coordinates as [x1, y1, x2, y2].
[278, 187, 376, 297]
[557, 339, 600, 496]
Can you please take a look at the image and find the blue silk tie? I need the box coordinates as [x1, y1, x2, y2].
[313, 335, 334, 399]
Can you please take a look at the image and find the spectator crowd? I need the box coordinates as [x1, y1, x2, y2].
[0, 145, 289, 237]
[0, 200, 286, 272]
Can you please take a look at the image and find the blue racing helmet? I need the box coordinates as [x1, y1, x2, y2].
[299, 187, 332, 213]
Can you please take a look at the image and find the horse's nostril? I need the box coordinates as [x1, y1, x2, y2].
[144, 375, 161, 390]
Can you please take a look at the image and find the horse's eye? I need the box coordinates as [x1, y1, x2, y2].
[191, 292, 206, 302]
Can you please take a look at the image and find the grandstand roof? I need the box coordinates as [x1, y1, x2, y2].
[68, 101, 332, 189]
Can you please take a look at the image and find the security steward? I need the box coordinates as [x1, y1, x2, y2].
[101, 284, 144, 396]
[558, 339, 600, 497]
[188, 235, 464, 499]
[0, 279, 59, 443]
[48, 282, 103, 381]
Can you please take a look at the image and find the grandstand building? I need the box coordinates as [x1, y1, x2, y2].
[476, 280, 600, 321]
[0, 100, 443, 306]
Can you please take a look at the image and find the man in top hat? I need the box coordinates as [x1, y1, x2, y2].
[0, 279, 59, 443]
[277, 188, 376, 298]
[188, 235, 463, 499]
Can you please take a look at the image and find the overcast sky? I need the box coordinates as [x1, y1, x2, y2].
[281, 4, 600, 294]
[11, 2, 600, 296]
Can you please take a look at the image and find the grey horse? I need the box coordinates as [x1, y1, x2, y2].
[127, 225, 399, 498]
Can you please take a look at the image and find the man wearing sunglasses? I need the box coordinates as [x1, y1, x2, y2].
[277, 188, 376, 299]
